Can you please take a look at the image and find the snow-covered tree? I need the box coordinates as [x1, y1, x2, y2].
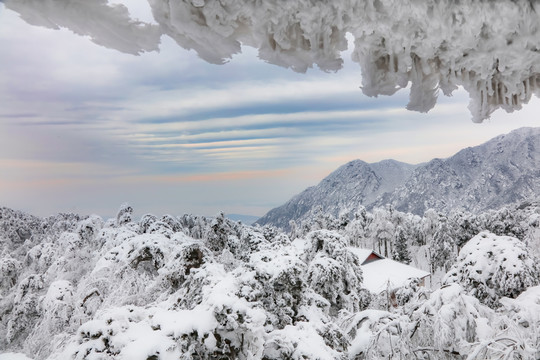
[429, 220, 455, 272]
[305, 230, 369, 314]
[408, 283, 496, 357]
[392, 226, 411, 264]
[369, 208, 394, 257]
[206, 211, 235, 253]
[444, 231, 540, 308]
[116, 203, 133, 226]
[4, 202, 540, 360]
[448, 210, 480, 250]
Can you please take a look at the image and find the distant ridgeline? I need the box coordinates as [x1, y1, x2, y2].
[256, 127, 540, 230]
[5, 0, 540, 121]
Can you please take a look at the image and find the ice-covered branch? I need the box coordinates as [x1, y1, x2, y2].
[3, 0, 161, 55]
[5, 0, 540, 121]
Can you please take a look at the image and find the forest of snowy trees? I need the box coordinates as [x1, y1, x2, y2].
[1, 200, 540, 359]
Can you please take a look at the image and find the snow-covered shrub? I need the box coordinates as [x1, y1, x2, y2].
[342, 309, 408, 359]
[44, 213, 85, 238]
[23, 280, 75, 359]
[76, 215, 103, 243]
[305, 230, 348, 262]
[244, 245, 307, 329]
[24, 241, 58, 275]
[237, 227, 269, 259]
[444, 231, 540, 307]
[496, 285, 540, 358]
[115, 203, 133, 226]
[343, 285, 498, 359]
[307, 252, 365, 314]
[41, 232, 96, 285]
[139, 213, 157, 233]
[393, 277, 425, 307]
[263, 322, 348, 360]
[167, 263, 268, 359]
[82, 234, 180, 310]
[159, 239, 213, 291]
[160, 214, 182, 232]
[54, 305, 174, 360]
[127, 240, 166, 274]
[305, 230, 367, 313]
[178, 214, 208, 239]
[484, 207, 527, 239]
[146, 220, 174, 238]
[97, 225, 138, 250]
[448, 210, 481, 249]
[0, 256, 21, 291]
[6, 274, 45, 346]
[57, 295, 265, 360]
[206, 212, 239, 253]
[410, 284, 496, 355]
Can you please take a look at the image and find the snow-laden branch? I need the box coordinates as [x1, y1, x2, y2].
[4, 0, 540, 121]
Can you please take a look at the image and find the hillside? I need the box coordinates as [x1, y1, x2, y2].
[255, 160, 417, 229]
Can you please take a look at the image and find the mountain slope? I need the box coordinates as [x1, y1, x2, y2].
[256, 159, 418, 229]
[257, 127, 540, 228]
[378, 127, 540, 214]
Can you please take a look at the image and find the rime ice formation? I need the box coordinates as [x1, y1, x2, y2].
[3, 0, 161, 55]
[5, 0, 540, 121]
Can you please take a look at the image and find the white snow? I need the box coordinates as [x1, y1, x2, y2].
[360, 258, 430, 293]
[344, 309, 394, 357]
[265, 322, 341, 360]
[0, 354, 33, 360]
[348, 247, 430, 293]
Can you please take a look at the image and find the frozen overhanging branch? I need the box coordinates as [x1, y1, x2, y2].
[5, 0, 540, 121]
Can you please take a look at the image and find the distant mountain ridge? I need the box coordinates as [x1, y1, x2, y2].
[256, 159, 418, 229]
[225, 213, 260, 225]
[256, 127, 540, 229]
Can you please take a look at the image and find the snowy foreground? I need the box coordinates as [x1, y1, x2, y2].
[1, 204, 540, 359]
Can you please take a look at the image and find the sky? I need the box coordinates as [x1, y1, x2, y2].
[1, 1, 539, 219]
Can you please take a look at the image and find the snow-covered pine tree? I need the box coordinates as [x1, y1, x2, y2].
[392, 226, 411, 264]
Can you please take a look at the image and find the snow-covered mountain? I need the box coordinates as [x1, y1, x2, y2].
[256, 127, 540, 229]
[256, 159, 417, 229]
[225, 213, 259, 225]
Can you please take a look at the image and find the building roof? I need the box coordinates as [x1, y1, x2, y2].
[348, 247, 431, 293]
[361, 258, 430, 293]
[347, 247, 384, 265]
